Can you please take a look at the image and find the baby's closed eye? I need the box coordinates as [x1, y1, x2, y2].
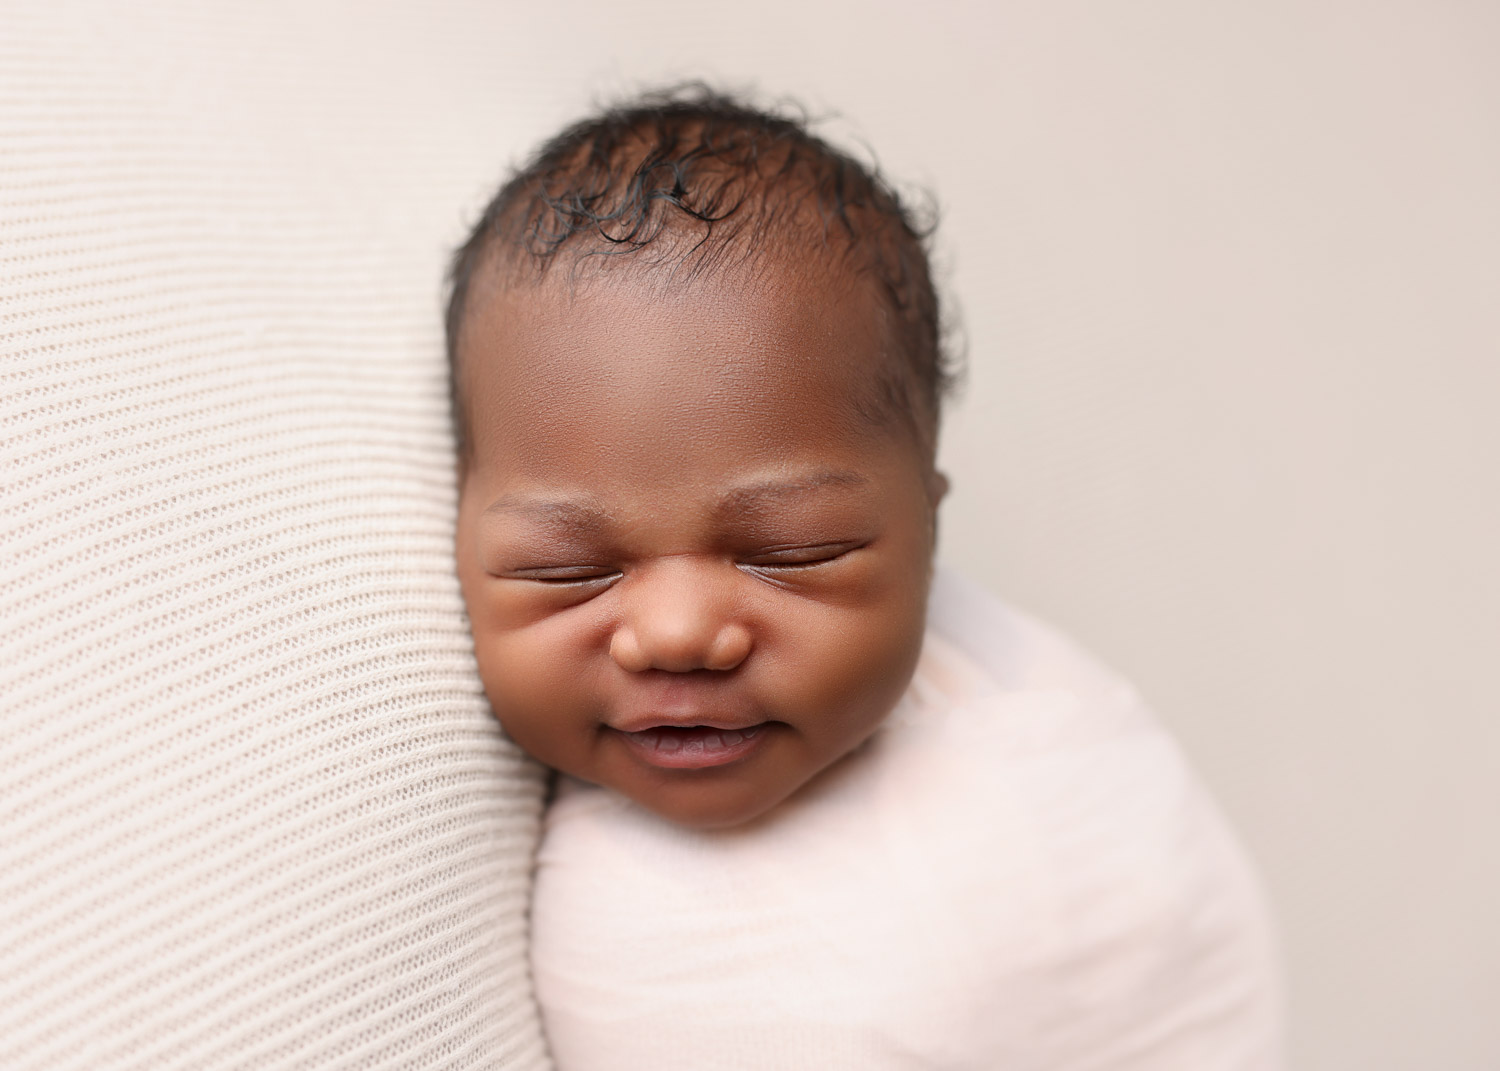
[737, 540, 868, 568]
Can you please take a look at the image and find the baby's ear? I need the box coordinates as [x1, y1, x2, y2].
[928, 470, 950, 508]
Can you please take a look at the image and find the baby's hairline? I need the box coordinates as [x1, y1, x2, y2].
[443, 85, 960, 468]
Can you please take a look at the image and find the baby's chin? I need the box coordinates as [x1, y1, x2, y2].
[607, 735, 883, 831]
[608, 776, 798, 832]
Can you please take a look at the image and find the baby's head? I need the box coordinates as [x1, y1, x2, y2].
[448, 86, 956, 828]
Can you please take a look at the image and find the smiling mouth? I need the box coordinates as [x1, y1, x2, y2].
[614, 723, 770, 770]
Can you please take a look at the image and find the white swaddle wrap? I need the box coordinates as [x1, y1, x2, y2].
[532, 568, 1284, 1070]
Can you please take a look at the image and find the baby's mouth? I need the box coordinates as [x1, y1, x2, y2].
[615, 723, 769, 770]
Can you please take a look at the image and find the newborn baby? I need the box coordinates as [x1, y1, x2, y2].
[447, 87, 1284, 1068]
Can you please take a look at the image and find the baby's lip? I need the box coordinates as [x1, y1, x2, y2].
[612, 723, 772, 770]
[608, 713, 770, 735]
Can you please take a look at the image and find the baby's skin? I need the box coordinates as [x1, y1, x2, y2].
[452, 250, 945, 829]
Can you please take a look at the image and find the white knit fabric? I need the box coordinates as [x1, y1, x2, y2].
[1, 4, 550, 1069]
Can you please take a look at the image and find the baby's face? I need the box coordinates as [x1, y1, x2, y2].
[454, 257, 939, 828]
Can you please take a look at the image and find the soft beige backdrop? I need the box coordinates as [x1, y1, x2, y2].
[431, 2, 1496, 1067]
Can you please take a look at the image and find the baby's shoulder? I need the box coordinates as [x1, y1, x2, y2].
[892, 566, 1160, 763]
[927, 566, 1142, 709]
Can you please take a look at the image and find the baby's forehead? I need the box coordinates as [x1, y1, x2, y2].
[457, 251, 925, 461]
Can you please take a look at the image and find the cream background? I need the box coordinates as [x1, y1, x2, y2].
[450, 1, 1496, 1068]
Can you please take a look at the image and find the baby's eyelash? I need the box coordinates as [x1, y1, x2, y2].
[740, 541, 866, 568]
[508, 566, 619, 583]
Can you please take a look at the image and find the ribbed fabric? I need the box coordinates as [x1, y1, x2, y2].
[1, 3, 551, 1068]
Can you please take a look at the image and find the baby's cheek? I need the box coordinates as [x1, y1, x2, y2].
[478, 630, 569, 712]
[792, 619, 922, 738]
[476, 651, 587, 773]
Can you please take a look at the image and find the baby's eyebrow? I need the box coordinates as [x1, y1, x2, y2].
[716, 470, 869, 516]
[482, 495, 615, 533]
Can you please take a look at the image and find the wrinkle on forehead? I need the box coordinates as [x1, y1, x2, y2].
[481, 469, 872, 541]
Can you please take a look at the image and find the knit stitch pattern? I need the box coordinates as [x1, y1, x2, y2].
[0, 3, 551, 1068]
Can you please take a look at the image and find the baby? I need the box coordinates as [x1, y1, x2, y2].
[447, 88, 1284, 1068]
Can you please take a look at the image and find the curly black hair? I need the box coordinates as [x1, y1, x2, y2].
[445, 84, 957, 458]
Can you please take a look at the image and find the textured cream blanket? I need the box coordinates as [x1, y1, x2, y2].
[0, 5, 549, 1068]
[533, 569, 1285, 1069]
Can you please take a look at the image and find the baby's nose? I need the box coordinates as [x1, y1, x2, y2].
[608, 563, 752, 673]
